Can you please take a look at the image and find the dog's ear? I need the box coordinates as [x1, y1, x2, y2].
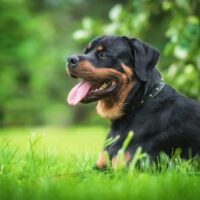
[123, 37, 160, 82]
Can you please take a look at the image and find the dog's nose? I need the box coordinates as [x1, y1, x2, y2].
[67, 56, 80, 68]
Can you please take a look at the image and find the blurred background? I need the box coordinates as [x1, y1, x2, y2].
[0, 0, 199, 127]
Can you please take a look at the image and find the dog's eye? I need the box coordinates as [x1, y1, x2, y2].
[99, 52, 108, 58]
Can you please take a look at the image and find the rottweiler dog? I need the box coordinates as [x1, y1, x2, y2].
[66, 35, 200, 169]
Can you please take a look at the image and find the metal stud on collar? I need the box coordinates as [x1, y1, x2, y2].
[139, 79, 165, 106]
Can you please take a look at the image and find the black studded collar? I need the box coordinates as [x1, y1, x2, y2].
[132, 78, 165, 110]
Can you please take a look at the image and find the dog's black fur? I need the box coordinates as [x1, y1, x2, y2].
[67, 35, 200, 163]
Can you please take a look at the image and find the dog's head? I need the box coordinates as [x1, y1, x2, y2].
[66, 35, 159, 119]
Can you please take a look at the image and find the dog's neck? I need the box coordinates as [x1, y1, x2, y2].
[96, 69, 164, 121]
[109, 70, 165, 132]
[124, 69, 164, 113]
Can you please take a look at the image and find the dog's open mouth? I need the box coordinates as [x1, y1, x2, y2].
[67, 79, 118, 106]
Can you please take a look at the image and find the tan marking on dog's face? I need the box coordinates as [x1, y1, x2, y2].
[70, 60, 124, 82]
[96, 45, 104, 51]
[96, 64, 136, 120]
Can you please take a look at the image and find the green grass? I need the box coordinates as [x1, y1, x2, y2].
[0, 127, 200, 200]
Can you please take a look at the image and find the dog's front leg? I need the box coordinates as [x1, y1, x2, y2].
[111, 151, 132, 169]
[96, 148, 132, 170]
[95, 151, 107, 170]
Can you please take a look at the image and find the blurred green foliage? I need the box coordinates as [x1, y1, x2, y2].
[0, 0, 199, 127]
[0, 0, 117, 126]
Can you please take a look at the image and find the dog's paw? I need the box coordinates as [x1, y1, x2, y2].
[95, 152, 107, 170]
[111, 151, 131, 169]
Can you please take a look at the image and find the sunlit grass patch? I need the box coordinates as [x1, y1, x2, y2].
[0, 127, 200, 200]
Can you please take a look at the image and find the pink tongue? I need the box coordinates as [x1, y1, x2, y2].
[67, 81, 92, 106]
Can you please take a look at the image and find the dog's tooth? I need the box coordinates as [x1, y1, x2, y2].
[98, 82, 110, 91]
[99, 84, 105, 90]
[102, 83, 107, 89]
